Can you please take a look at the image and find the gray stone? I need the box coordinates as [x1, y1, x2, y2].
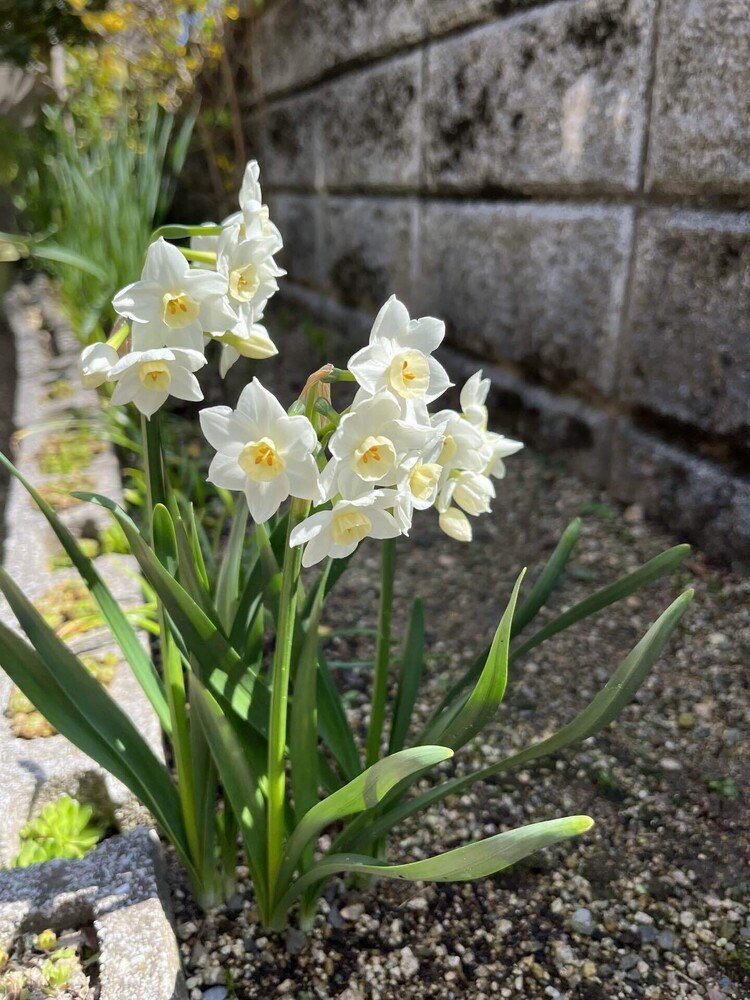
[262, 92, 321, 189]
[619, 210, 750, 439]
[423, 0, 654, 194]
[321, 197, 420, 314]
[427, 0, 546, 36]
[266, 194, 323, 287]
[320, 54, 423, 190]
[608, 423, 750, 571]
[0, 284, 163, 864]
[252, 0, 426, 98]
[419, 200, 633, 392]
[571, 907, 596, 935]
[202, 989, 228, 1000]
[0, 827, 186, 1000]
[646, 0, 750, 196]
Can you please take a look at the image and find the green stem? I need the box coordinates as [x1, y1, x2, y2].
[266, 499, 309, 902]
[179, 247, 217, 265]
[365, 536, 396, 767]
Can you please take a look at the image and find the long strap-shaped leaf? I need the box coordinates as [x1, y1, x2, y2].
[423, 570, 525, 749]
[271, 814, 592, 929]
[0, 582, 189, 866]
[343, 590, 693, 851]
[0, 451, 169, 732]
[317, 648, 361, 782]
[511, 517, 581, 636]
[426, 543, 691, 730]
[215, 498, 249, 631]
[388, 598, 425, 754]
[275, 745, 453, 899]
[189, 675, 270, 919]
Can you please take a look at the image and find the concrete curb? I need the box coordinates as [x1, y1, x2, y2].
[0, 826, 187, 1000]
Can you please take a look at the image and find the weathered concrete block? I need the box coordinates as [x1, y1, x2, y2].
[262, 92, 320, 189]
[646, 0, 750, 197]
[423, 0, 654, 194]
[320, 54, 422, 190]
[440, 345, 614, 482]
[620, 210, 750, 440]
[427, 0, 560, 36]
[253, 0, 426, 98]
[267, 194, 322, 287]
[609, 423, 750, 570]
[320, 197, 419, 314]
[419, 200, 633, 393]
[0, 827, 186, 1000]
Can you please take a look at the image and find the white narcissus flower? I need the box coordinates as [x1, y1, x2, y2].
[79, 342, 119, 388]
[431, 409, 488, 476]
[109, 348, 206, 418]
[217, 225, 284, 321]
[348, 296, 452, 405]
[321, 392, 438, 501]
[438, 506, 472, 543]
[199, 377, 321, 523]
[457, 370, 524, 479]
[113, 238, 237, 352]
[439, 470, 495, 517]
[290, 491, 401, 567]
[215, 315, 279, 378]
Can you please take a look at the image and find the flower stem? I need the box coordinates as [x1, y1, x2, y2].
[365, 536, 396, 767]
[179, 247, 217, 265]
[266, 498, 309, 902]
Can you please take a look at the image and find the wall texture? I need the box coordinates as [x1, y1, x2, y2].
[225, 0, 749, 565]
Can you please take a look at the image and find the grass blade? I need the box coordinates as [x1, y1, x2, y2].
[388, 598, 425, 754]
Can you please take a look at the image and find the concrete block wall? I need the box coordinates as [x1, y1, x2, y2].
[224, 0, 750, 565]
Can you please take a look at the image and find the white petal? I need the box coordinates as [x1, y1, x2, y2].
[370, 295, 410, 343]
[274, 414, 317, 458]
[109, 366, 140, 403]
[207, 452, 246, 491]
[169, 367, 204, 403]
[236, 377, 287, 429]
[285, 455, 323, 502]
[244, 474, 290, 523]
[425, 356, 453, 403]
[132, 384, 169, 418]
[367, 508, 401, 540]
[143, 237, 188, 286]
[199, 406, 238, 451]
[404, 316, 445, 354]
[347, 343, 388, 393]
[162, 322, 205, 352]
[301, 530, 336, 568]
[290, 510, 330, 547]
[112, 280, 164, 322]
[219, 344, 240, 378]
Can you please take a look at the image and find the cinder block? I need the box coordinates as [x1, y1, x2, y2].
[423, 0, 654, 194]
[262, 91, 321, 189]
[267, 194, 322, 286]
[619, 210, 750, 439]
[427, 0, 560, 36]
[320, 54, 422, 190]
[419, 200, 633, 393]
[253, 0, 426, 98]
[646, 0, 750, 197]
[320, 197, 419, 314]
[609, 423, 750, 570]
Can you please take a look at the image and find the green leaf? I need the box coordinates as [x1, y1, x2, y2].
[317, 648, 361, 782]
[215, 499, 249, 631]
[290, 565, 330, 830]
[388, 599, 425, 754]
[31, 241, 108, 281]
[512, 518, 581, 636]
[272, 815, 592, 928]
[425, 570, 525, 750]
[149, 223, 222, 241]
[189, 676, 269, 918]
[512, 545, 691, 662]
[0, 589, 190, 868]
[0, 451, 169, 732]
[348, 590, 693, 850]
[276, 746, 453, 896]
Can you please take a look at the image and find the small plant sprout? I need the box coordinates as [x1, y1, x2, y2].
[0, 160, 694, 930]
[12, 797, 106, 868]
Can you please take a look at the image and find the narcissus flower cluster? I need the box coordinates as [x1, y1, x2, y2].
[82, 160, 522, 550]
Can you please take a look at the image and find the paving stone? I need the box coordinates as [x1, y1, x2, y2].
[620, 209, 750, 440]
[423, 0, 654, 194]
[0, 284, 162, 864]
[320, 197, 419, 314]
[646, 0, 750, 197]
[419, 200, 633, 393]
[609, 423, 750, 571]
[0, 827, 186, 1000]
[320, 53, 423, 190]
[252, 0, 426, 98]
[267, 193, 323, 286]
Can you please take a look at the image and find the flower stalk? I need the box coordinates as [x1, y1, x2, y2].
[365, 536, 397, 768]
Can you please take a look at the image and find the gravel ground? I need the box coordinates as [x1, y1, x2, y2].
[168, 309, 749, 1000]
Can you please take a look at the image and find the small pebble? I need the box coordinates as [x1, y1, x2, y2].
[571, 908, 596, 936]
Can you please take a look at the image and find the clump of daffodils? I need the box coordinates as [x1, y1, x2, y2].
[82, 160, 522, 548]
